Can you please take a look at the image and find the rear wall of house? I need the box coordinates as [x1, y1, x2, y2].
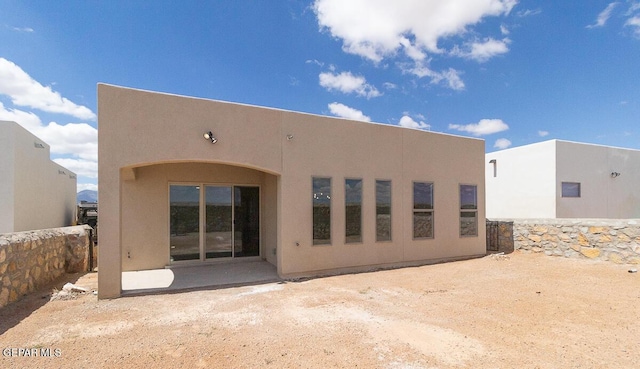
[278, 113, 486, 277]
[98, 84, 486, 297]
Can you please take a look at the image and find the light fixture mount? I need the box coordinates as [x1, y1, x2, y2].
[203, 131, 217, 144]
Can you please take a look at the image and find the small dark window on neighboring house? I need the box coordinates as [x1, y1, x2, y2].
[561, 182, 581, 198]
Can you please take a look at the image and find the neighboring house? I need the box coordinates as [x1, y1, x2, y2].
[486, 140, 640, 219]
[97, 84, 486, 298]
[0, 121, 77, 233]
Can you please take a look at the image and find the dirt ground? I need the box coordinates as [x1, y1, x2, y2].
[1, 251, 639, 368]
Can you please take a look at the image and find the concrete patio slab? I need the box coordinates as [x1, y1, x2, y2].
[121, 260, 279, 296]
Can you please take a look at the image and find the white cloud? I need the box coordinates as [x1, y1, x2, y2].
[319, 71, 381, 98]
[0, 59, 98, 182]
[77, 183, 98, 192]
[493, 138, 512, 149]
[403, 62, 466, 90]
[10, 26, 34, 33]
[516, 9, 541, 17]
[314, 0, 516, 62]
[305, 59, 324, 67]
[587, 2, 619, 28]
[0, 101, 42, 130]
[398, 115, 430, 130]
[0, 57, 96, 120]
[327, 102, 371, 122]
[538, 130, 549, 137]
[53, 158, 98, 179]
[1, 102, 98, 163]
[383, 82, 397, 89]
[500, 25, 510, 35]
[452, 38, 511, 62]
[36, 122, 98, 161]
[625, 15, 640, 36]
[449, 118, 509, 136]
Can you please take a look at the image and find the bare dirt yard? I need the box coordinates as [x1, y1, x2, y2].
[1, 251, 639, 368]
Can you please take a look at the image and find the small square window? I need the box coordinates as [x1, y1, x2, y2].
[561, 182, 581, 198]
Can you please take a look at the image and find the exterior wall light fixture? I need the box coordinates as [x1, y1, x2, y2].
[286, 134, 294, 140]
[611, 172, 621, 178]
[489, 159, 497, 177]
[203, 131, 217, 144]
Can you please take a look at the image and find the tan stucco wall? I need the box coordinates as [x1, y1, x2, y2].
[98, 84, 486, 298]
[120, 162, 276, 271]
[0, 121, 77, 233]
[278, 112, 486, 276]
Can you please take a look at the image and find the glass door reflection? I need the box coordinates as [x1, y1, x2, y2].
[234, 186, 260, 257]
[205, 186, 233, 259]
[170, 185, 201, 261]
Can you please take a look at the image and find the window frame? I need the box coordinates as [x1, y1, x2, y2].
[561, 182, 581, 198]
[459, 184, 478, 238]
[375, 179, 392, 242]
[345, 178, 363, 244]
[412, 181, 434, 240]
[312, 177, 332, 245]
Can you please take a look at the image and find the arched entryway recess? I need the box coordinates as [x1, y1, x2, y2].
[119, 161, 279, 273]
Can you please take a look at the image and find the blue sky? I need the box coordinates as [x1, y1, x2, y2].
[1, 1, 639, 192]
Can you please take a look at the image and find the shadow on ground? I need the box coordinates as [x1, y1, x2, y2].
[0, 272, 93, 335]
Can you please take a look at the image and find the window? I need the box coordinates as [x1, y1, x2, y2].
[376, 180, 391, 241]
[413, 182, 434, 239]
[313, 177, 331, 245]
[561, 182, 581, 198]
[460, 184, 478, 237]
[345, 179, 362, 243]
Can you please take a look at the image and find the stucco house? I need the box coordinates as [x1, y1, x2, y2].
[0, 121, 77, 233]
[97, 84, 486, 298]
[486, 139, 640, 219]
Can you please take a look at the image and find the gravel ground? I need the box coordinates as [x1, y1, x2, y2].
[1, 251, 639, 368]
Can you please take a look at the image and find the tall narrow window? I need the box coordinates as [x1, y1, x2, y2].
[413, 182, 434, 239]
[460, 184, 478, 237]
[313, 177, 331, 245]
[345, 179, 362, 243]
[561, 182, 581, 198]
[376, 180, 392, 241]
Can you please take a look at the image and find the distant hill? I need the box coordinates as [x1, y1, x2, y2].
[77, 190, 98, 203]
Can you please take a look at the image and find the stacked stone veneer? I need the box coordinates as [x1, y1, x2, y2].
[509, 219, 640, 264]
[0, 225, 92, 308]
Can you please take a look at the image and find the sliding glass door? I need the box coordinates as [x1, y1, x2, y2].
[169, 185, 201, 261]
[170, 184, 259, 262]
[205, 186, 233, 258]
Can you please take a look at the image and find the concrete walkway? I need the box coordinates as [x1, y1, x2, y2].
[121, 260, 280, 296]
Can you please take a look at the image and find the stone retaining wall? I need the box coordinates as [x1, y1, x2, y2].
[508, 219, 640, 264]
[0, 225, 93, 308]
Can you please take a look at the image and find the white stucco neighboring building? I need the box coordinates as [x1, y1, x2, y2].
[0, 121, 77, 233]
[486, 140, 640, 219]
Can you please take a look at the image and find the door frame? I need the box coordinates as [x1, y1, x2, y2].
[168, 182, 261, 265]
